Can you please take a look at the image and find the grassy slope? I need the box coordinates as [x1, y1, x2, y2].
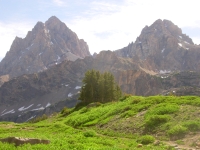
[1, 96, 200, 149]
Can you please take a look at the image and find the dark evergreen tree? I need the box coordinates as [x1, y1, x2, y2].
[79, 70, 122, 104]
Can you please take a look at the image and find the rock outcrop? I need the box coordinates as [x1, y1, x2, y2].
[0, 16, 90, 78]
[115, 19, 200, 72]
[0, 75, 9, 87]
[0, 137, 50, 146]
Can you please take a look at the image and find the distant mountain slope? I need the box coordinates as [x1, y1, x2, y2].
[115, 19, 200, 72]
[1, 19, 200, 122]
[0, 51, 200, 122]
[0, 16, 90, 78]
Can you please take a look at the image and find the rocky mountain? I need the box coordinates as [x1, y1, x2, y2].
[0, 51, 200, 122]
[0, 51, 156, 122]
[1, 19, 200, 122]
[0, 16, 90, 79]
[115, 19, 200, 73]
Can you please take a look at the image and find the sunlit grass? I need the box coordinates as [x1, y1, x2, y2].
[1, 95, 200, 149]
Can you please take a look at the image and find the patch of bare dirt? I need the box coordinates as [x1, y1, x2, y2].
[0, 123, 15, 129]
[164, 132, 200, 150]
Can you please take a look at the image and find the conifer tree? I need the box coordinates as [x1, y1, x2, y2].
[79, 70, 122, 104]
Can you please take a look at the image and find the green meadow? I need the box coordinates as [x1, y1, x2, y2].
[1, 95, 200, 149]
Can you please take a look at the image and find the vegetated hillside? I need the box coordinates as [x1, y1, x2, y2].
[1, 96, 200, 149]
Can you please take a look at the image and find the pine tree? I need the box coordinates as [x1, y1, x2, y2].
[79, 70, 122, 104]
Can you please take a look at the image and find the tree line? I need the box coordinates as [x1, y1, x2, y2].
[79, 70, 122, 104]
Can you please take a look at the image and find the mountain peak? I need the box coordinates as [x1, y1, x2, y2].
[115, 19, 198, 72]
[0, 16, 90, 78]
[45, 16, 61, 24]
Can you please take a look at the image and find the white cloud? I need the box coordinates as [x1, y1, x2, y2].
[1, 0, 200, 58]
[67, 0, 200, 54]
[193, 37, 200, 45]
[0, 22, 33, 58]
[52, 0, 66, 7]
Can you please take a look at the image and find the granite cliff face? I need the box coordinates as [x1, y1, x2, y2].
[115, 19, 200, 72]
[0, 16, 90, 79]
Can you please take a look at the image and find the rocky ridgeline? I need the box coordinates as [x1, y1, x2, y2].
[0, 18, 200, 122]
[115, 19, 200, 72]
[0, 16, 90, 78]
[0, 50, 200, 122]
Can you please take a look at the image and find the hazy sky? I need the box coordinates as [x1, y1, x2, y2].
[0, 0, 200, 60]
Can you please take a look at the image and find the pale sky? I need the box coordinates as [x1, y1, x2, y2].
[0, 0, 200, 61]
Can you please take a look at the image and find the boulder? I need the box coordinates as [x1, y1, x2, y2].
[0, 137, 50, 146]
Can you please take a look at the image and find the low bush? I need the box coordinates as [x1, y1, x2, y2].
[137, 135, 155, 145]
[167, 125, 188, 140]
[61, 107, 71, 116]
[131, 98, 141, 104]
[145, 115, 170, 129]
[183, 121, 200, 131]
[119, 94, 132, 101]
[145, 103, 179, 117]
[83, 130, 96, 137]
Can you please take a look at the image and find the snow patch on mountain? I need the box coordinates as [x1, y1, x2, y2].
[26, 115, 36, 122]
[68, 93, 73, 97]
[1, 109, 15, 116]
[160, 70, 171, 74]
[46, 102, 51, 107]
[178, 43, 182, 47]
[18, 104, 34, 111]
[31, 107, 45, 111]
[75, 86, 81, 89]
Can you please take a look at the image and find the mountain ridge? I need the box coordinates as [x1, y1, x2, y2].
[0, 16, 90, 79]
[1, 18, 200, 122]
[115, 19, 200, 72]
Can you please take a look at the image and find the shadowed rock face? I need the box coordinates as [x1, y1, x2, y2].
[0, 16, 90, 79]
[0, 51, 200, 123]
[115, 19, 200, 72]
[0, 137, 50, 146]
[0, 75, 9, 87]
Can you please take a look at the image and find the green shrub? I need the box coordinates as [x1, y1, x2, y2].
[96, 102, 102, 107]
[137, 135, 155, 145]
[146, 103, 179, 117]
[168, 125, 188, 139]
[61, 107, 71, 116]
[80, 107, 89, 114]
[122, 106, 132, 112]
[145, 115, 170, 128]
[183, 121, 200, 131]
[119, 94, 132, 101]
[131, 98, 141, 104]
[136, 104, 150, 112]
[121, 110, 136, 118]
[83, 130, 96, 137]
